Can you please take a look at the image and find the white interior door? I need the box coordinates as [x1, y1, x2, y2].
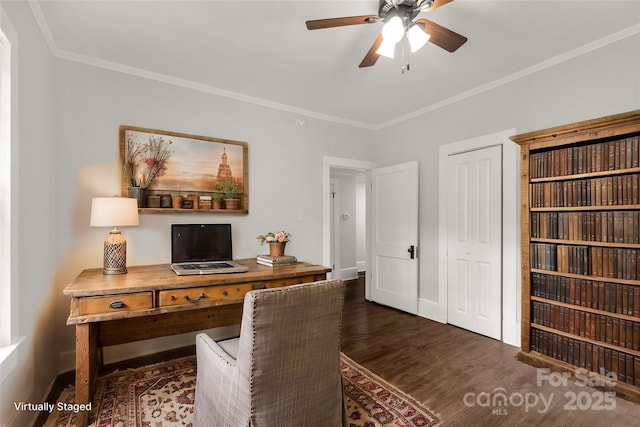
[447, 146, 502, 340]
[371, 161, 418, 314]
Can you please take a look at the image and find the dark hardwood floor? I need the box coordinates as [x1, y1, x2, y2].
[341, 277, 640, 426]
[39, 276, 640, 426]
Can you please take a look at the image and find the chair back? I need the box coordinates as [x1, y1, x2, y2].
[235, 279, 345, 426]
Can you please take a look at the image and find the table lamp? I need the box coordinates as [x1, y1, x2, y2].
[90, 197, 140, 275]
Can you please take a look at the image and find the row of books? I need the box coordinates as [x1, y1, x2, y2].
[532, 301, 640, 350]
[556, 245, 591, 276]
[530, 329, 640, 386]
[531, 243, 640, 280]
[531, 211, 640, 244]
[531, 273, 640, 316]
[529, 135, 640, 179]
[256, 254, 298, 267]
[530, 174, 640, 208]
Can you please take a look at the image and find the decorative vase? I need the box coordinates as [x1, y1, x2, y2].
[269, 243, 286, 257]
[128, 186, 146, 208]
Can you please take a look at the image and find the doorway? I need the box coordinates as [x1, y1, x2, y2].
[330, 170, 365, 280]
[322, 157, 375, 287]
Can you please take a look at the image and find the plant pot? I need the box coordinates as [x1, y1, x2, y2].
[224, 199, 240, 210]
[269, 243, 286, 257]
[171, 195, 183, 209]
[128, 186, 146, 208]
[212, 200, 223, 210]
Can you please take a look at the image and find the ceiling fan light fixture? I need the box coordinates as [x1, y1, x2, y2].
[381, 15, 404, 44]
[376, 37, 396, 59]
[407, 24, 430, 52]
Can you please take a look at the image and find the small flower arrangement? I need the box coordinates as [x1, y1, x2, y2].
[257, 231, 292, 245]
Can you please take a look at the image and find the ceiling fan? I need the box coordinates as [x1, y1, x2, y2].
[305, 0, 467, 68]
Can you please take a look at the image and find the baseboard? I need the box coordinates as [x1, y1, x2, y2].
[418, 298, 446, 323]
[334, 267, 358, 280]
[58, 349, 76, 375]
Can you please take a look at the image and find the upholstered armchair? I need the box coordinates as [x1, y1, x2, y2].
[194, 279, 346, 427]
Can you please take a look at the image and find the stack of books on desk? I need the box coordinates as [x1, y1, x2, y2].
[257, 254, 298, 267]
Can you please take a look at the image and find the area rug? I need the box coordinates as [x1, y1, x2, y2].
[45, 353, 440, 427]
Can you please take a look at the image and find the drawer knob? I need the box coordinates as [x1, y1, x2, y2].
[109, 301, 126, 309]
[222, 290, 228, 296]
[184, 292, 206, 303]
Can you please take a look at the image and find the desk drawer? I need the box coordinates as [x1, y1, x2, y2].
[265, 275, 322, 289]
[158, 284, 253, 307]
[78, 292, 153, 315]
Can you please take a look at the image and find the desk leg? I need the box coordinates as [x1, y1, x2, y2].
[75, 323, 98, 427]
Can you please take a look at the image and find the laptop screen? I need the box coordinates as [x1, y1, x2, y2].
[171, 224, 233, 263]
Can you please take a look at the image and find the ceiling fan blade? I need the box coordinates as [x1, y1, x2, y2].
[306, 15, 379, 30]
[359, 34, 384, 68]
[415, 18, 467, 52]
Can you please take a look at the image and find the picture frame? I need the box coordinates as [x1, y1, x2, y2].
[119, 125, 248, 213]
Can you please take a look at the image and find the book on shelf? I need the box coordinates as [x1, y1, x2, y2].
[530, 327, 640, 386]
[256, 254, 298, 267]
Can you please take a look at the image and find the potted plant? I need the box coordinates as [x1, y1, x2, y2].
[257, 231, 292, 256]
[212, 193, 225, 210]
[217, 181, 240, 210]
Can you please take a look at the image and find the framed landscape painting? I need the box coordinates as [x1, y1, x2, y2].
[119, 125, 248, 211]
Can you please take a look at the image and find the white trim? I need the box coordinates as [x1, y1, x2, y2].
[0, 336, 24, 383]
[333, 267, 359, 281]
[0, 10, 11, 348]
[0, 2, 18, 354]
[436, 129, 521, 347]
[26, 0, 640, 131]
[418, 297, 444, 323]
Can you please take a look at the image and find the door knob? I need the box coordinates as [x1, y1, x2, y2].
[408, 245, 416, 259]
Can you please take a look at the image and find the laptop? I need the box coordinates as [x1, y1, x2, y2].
[171, 224, 249, 275]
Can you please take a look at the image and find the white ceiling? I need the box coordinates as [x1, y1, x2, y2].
[29, 0, 640, 129]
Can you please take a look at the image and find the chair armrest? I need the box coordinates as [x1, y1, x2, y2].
[195, 333, 249, 426]
[196, 333, 238, 366]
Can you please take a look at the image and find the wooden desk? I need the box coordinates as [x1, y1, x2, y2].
[63, 259, 330, 426]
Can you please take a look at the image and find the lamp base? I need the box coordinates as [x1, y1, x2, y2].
[103, 229, 128, 275]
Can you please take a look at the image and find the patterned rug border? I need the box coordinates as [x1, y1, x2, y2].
[45, 353, 442, 427]
[340, 353, 441, 426]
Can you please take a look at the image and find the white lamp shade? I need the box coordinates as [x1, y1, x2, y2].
[408, 24, 430, 53]
[376, 37, 397, 59]
[90, 197, 140, 227]
[381, 16, 404, 44]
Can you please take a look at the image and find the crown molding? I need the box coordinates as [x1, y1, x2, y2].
[374, 22, 640, 131]
[27, 1, 640, 132]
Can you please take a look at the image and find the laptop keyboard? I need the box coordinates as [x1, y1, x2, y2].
[183, 262, 234, 270]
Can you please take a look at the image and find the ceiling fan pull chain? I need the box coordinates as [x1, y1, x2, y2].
[401, 36, 410, 74]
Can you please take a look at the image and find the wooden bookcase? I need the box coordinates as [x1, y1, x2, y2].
[512, 110, 640, 403]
